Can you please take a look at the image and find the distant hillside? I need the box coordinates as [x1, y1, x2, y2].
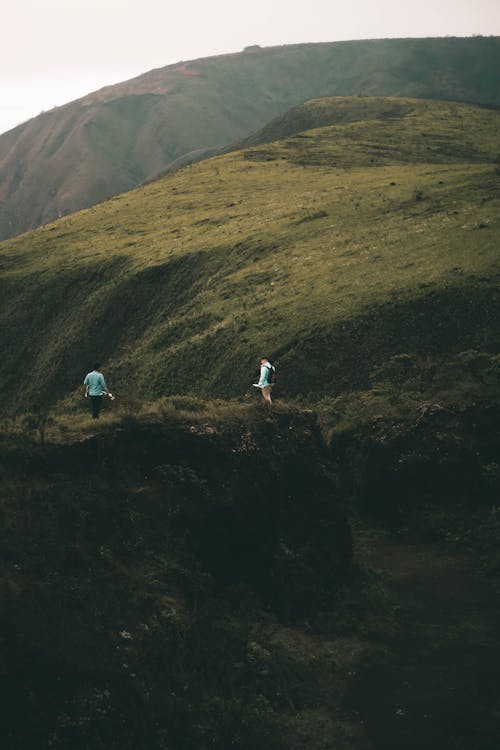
[0, 96, 498, 415]
[233, 96, 460, 148]
[1, 36, 500, 240]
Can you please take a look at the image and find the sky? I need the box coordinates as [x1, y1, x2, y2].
[1, 0, 499, 136]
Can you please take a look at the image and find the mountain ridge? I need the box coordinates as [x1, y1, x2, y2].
[1, 36, 500, 240]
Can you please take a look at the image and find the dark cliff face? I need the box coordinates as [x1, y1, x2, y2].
[0, 409, 351, 749]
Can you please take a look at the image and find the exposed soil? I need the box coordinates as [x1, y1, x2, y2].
[346, 539, 500, 750]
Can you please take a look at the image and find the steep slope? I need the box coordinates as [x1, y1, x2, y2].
[1, 36, 500, 240]
[0, 96, 498, 414]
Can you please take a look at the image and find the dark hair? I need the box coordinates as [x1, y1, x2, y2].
[93, 363, 101, 371]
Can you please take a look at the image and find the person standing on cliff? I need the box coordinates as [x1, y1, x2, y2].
[253, 357, 276, 405]
[84, 363, 109, 420]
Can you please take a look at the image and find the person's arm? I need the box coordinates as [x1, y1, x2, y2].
[84, 375, 89, 397]
[100, 373, 108, 394]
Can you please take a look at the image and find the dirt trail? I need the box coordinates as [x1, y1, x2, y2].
[346, 540, 500, 750]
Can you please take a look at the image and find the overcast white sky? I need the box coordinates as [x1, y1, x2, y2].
[1, 0, 499, 135]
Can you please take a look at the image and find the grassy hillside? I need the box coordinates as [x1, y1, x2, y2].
[235, 95, 500, 151]
[1, 36, 500, 240]
[0, 96, 499, 415]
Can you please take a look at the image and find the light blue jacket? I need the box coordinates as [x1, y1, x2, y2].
[84, 370, 108, 396]
[258, 363, 274, 387]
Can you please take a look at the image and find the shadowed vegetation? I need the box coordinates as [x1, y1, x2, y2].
[0, 398, 498, 749]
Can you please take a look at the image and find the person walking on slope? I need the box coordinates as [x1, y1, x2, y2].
[254, 357, 276, 405]
[84, 363, 109, 419]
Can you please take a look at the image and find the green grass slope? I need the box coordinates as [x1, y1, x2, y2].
[0, 96, 499, 414]
[1, 36, 500, 240]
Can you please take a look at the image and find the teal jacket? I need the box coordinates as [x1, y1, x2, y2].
[84, 370, 108, 396]
[258, 363, 274, 387]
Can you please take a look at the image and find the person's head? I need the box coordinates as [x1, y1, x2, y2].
[93, 362, 101, 372]
[260, 357, 269, 365]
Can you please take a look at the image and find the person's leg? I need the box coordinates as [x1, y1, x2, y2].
[91, 396, 102, 419]
[261, 386, 272, 404]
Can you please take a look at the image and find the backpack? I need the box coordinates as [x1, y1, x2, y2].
[266, 363, 277, 384]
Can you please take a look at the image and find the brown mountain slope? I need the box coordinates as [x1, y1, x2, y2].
[1, 36, 500, 241]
